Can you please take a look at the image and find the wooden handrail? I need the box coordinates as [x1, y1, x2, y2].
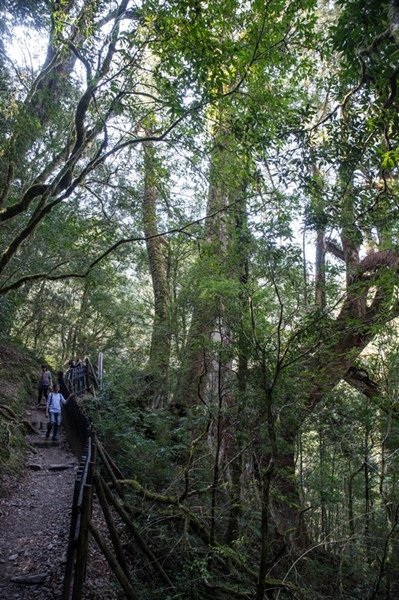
[62, 434, 93, 600]
[61, 353, 175, 598]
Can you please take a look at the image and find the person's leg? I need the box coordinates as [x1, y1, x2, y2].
[52, 413, 61, 440]
[46, 417, 53, 439]
[37, 388, 43, 405]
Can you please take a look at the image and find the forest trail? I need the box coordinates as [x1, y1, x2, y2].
[0, 401, 78, 599]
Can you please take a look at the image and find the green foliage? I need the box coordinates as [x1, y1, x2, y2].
[3, 0, 399, 596]
[85, 361, 188, 487]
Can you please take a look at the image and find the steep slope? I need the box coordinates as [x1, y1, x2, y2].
[0, 344, 39, 487]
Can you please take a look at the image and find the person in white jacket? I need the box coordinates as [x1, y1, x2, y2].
[45, 383, 68, 441]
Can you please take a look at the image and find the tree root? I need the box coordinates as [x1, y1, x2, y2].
[0, 404, 18, 419]
[0, 404, 36, 433]
[23, 420, 36, 433]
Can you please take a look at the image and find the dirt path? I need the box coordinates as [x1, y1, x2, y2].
[0, 401, 78, 599]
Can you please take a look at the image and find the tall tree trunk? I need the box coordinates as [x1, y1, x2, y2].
[224, 189, 250, 545]
[315, 226, 326, 309]
[378, 410, 399, 596]
[312, 161, 327, 309]
[142, 139, 171, 408]
[174, 127, 231, 408]
[269, 432, 309, 555]
[364, 409, 372, 563]
[174, 119, 251, 554]
[319, 425, 328, 548]
[346, 470, 356, 541]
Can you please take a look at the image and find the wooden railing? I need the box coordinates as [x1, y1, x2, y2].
[62, 433, 95, 600]
[61, 371, 175, 599]
[65, 357, 100, 398]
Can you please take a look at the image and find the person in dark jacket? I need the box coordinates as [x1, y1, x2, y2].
[57, 370, 70, 399]
[37, 365, 52, 405]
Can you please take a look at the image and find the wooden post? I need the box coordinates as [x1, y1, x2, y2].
[61, 472, 83, 600]
[72, 482, 93, 600]
[97, 440, 125, 479]
[85, 356, 100, 393]
[94, 474, 132, 582]
[84, 357, 90, 392]
[98, 473, 175, 590]
[97, 441, 124, 498]
[72, 438, 95, 600]
[89, 520, 140, 600]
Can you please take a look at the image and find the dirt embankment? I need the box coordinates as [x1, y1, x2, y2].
[0, 344, 39, 490]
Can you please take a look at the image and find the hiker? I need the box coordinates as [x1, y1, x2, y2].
[57, 370, 70, 399]
[45, 383, 68, 441]
[37, 364, 52, 405]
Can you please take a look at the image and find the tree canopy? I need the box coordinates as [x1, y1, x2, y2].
[2, 0, 399, 598]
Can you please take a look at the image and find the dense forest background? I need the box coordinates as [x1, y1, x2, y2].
[1, 0, 399, 598]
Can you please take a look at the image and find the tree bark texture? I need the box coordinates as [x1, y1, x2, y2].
[142, 139, 171, 407]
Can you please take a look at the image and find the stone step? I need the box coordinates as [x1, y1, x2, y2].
[29, 439, 61, 447]
[27, 462, 77, 471]
[10, 573, 47, 585]
[29, 421, 47, 431]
